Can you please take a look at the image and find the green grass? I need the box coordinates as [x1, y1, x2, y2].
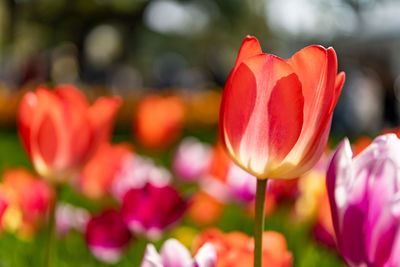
[0, 130, 347, 266]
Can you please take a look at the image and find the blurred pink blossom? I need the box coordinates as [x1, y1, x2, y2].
[56, 203, 90, 236]
[111, 155, 171, 201]
[141, 238, 216, 267]
[85, 209, 131, 263]
[173, 137, 212, 182]
[122, 183, 186, 240]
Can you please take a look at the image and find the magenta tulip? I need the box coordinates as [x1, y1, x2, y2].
[121, 183, 187, 240]
[327, 134, 400, 267]
[85, 209, 131, 263]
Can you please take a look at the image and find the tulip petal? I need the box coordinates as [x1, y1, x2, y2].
[326, 139, 353, 242]
[219, 36, 262, 155]
[55, 85, 93, 165]
[160, 239, 193, 267]
[141, 244, 163, 267]
[37, 115, 58, 166]
[331, 72, 345, 113]
[54, 84, 89, 110]
[267, 73, 304, 164]
[194, 243, 217, 267]
[271, 116, 331, 178]
[221, 63, 257, 163]
[361, 157, 400, 265]
[18, 92, 38, 158]
[287, 45, 337, 124]
[234, 35, 262, 68]
[385, 196, 400, 266]
[340, 205, 368, 265]
[282, 46, 341, 175]
[88, 96, 121, 143]
[328, 144, 369, 265]
[367, 182, 400, 265]
[33, 88, 69, 175]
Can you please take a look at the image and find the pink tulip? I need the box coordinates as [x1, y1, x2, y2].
[173, 137, 212, 182]
[111, 156, 171, 201]
[327, 134, 400, 266]
[85, 209, 131, 263]
[121, 183, 187, 240]
[141, 238, 216, 267]
[56, 203, 90, 236]
[225, 163, 257, 202]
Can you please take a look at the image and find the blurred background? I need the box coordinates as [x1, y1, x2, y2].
[1, 0, 400, 137]
[0, 0, 399, 266]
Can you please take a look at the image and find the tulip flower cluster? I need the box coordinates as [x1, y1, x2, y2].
[11, 84, 194, 264]
[12, 33, 400, 267]
[0, 168, 53, 239]
[83, 156, 188, 262]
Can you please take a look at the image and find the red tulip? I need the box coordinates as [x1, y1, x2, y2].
[219, 36, 345, 179]
[18, 85, 121, 181]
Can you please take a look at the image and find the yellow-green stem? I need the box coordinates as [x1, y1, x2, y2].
[44, 186, 59, 267]
[254, 179, 267, 267]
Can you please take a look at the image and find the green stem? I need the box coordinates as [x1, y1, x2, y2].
[254, 179, 267, 267]
[44, 186, 58, 267]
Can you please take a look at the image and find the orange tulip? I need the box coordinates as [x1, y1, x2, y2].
[193, 228, 293, 267]
[187, 191, 224, 226]
[18, 85, 121, 181]
[219, 36, 345, 179]
[80, 142, 133, 199]
[135, 94, 184, 150]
